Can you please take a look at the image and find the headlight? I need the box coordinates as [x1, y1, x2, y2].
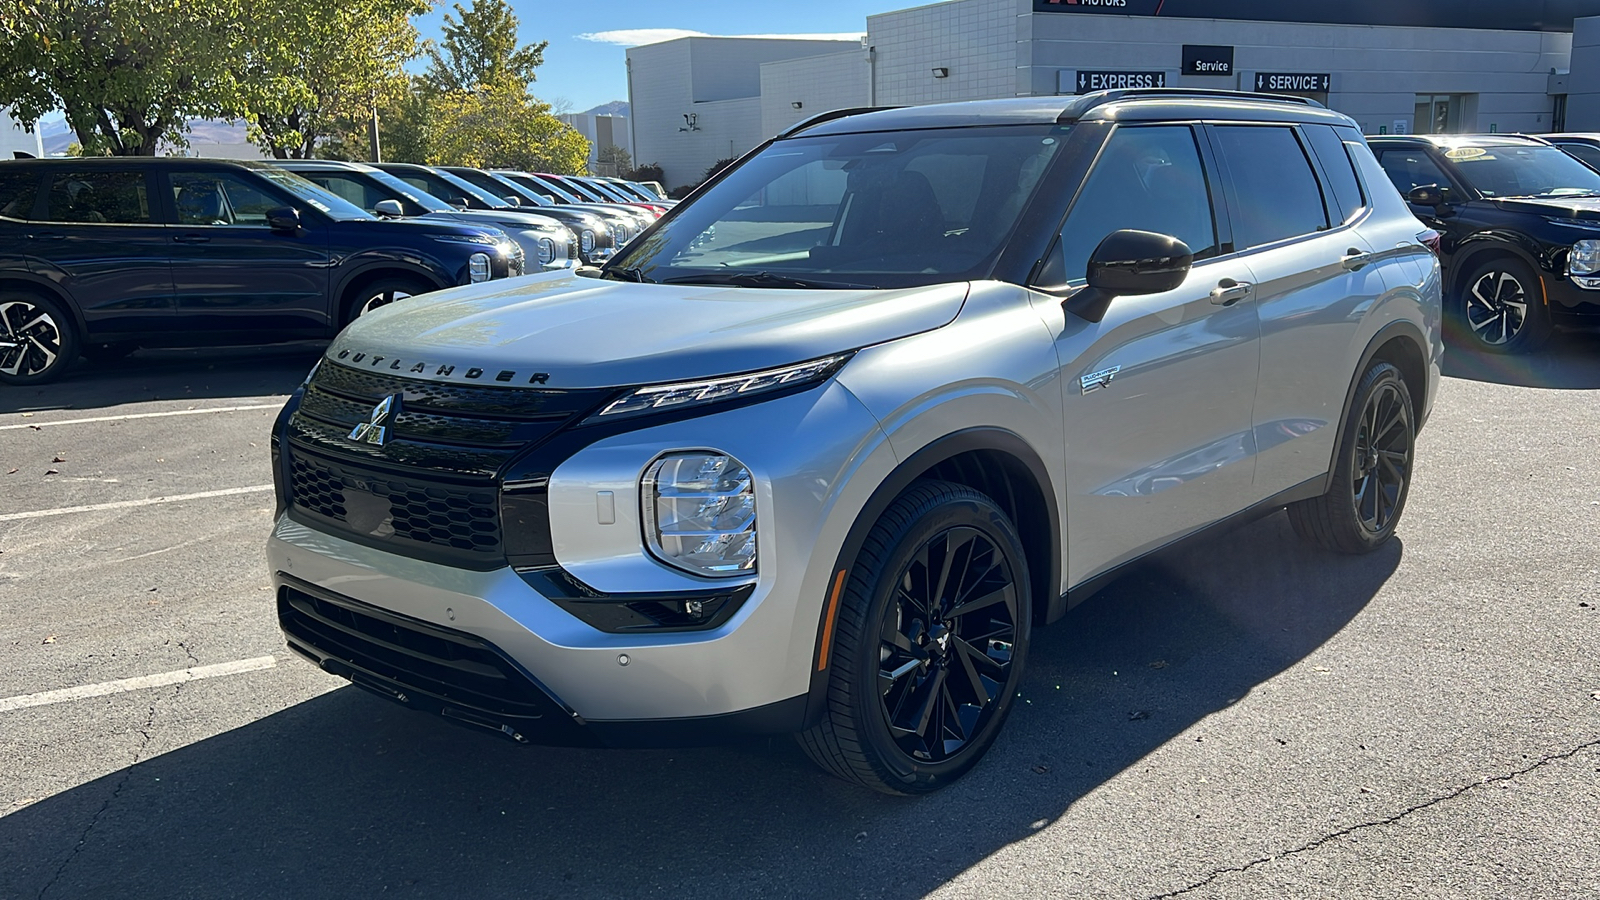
[538, 237, 555, 264]
[643, 452, 756, 577]
[580, 229, 596, 252]
[610, 223, 626, 246]
[431, 232, 499, 247]
[468, 252, 491, 283]
[495, 239, 516, 257]
[1570, 239, 1600, 288]
[588, 354, 852, 422]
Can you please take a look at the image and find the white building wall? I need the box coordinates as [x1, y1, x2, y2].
[629, 37, 860, 189]
[1568, 16, 1600, 130]
[759, 50, 872, 138]
[1, 107, 44, 158]
[868, 0, 1019, 106]
[559, 112, 633, 173]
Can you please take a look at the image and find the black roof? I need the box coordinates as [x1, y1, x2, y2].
[0, 156, 279, 169]
[788, 89, 1355, 138]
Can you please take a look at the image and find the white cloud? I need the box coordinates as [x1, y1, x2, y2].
[578, 29, 864, 48]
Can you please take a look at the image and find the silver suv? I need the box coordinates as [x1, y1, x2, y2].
[267, 90, 1442, 794]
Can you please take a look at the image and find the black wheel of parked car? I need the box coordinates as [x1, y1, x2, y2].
[0, 291, 78, 386]
[1454, 257, 1551, 354]
[81, 341, 137, 363]
[1288, 361, 1415, 554]
[344, 277, 430, 325]
[799, 480, 1031, 795]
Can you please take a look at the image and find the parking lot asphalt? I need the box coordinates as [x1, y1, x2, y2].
[2, 337, 1598, 900]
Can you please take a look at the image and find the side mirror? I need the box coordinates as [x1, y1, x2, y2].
[503, 195, 521, 207]
[373, 199, 405, 218]
[1065, 229, 1193, 323]
[1406, 184, 1447, 208]
[539, 194, 556, 204]
[266, 206, 301, 234]
[449, 197, 469, 210]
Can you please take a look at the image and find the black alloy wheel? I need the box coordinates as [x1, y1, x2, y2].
[799, 481, 1031, 795]
[1457, 257, 1550, 353]
[0, 292, 78, 385]
[1288, 360, 1415, 554]
[877, 525, 1020, 764]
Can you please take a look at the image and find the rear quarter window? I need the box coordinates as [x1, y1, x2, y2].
[1303, 125, 1366, 223]
[42, 170, 152, 224]
[0, 170, 39, 220]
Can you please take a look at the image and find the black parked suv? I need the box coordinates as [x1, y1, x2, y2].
[0, 158, 523, 384]
[1370, 134, 1600, 353]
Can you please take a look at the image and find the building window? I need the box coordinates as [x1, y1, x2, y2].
[1414, 94, 1470, 134]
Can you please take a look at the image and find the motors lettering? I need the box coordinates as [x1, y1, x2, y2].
[335, 348, 550, 385]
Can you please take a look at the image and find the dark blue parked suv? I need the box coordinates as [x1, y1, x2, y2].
[0, 158, 524, 384]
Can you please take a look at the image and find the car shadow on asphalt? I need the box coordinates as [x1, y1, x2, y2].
[0, 343, 325, 415]
[0, 513, 1399, 899]
[1443, 329, 1600, 389]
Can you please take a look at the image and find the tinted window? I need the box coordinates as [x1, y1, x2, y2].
[1558, 142, 1600, 171]
[1214, 126, 1329, 248]
[42, 171, 152, 224]
[1057, 125, 1217, 280]
[1304, 125, 1366, 223]
[1441, 143, 1600, 198]
[1376, 148, 1454, 200]
[171, 171, 283, 226]
[302, 173, 384, 210]
[0, 170, 39, 220]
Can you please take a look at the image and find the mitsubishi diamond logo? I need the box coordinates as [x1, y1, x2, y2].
[348, 395, 400, 446]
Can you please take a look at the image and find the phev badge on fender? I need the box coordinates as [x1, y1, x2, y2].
[1080, 365, 1121, 395]
[349, 395, 400, 446]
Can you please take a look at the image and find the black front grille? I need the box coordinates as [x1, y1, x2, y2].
[278, 582, 587, 744]
[289, 453, 500, 554]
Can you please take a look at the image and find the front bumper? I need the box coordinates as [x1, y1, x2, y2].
[1544, 272, 1600, 324]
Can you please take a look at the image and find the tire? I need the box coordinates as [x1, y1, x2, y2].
[1453, 256, 1551, 354]
[798, 480, 1032, 795]
[343, 276, 430, 326]
[1288, 361, 1415, 554]
[82, 341, 137, 363]
[0, 291, 79, 386]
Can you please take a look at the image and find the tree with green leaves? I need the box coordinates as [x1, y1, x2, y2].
[244, 0, 428, 159]
[0, 0, 244, 155]
[422, 0, 546, 94]
[424, 73, 588, 173]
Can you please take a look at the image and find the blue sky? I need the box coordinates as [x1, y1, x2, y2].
[421, 0, 895, 112]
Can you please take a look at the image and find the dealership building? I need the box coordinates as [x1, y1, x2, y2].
[628, 0, 1600, 188]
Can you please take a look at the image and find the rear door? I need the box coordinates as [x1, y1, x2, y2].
[1208, 122, 1390, 500]
[160, 167, 332, 334]
[27, 166, 174, 336]
[1050, 123, 1263, 585]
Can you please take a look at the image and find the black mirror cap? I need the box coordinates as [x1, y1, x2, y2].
[266, 206, 301, 233]
[1065, 230, 1192, 323]
[1406, 184, 1447, 207]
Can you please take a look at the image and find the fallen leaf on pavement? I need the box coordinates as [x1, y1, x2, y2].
[1128, 710, 1150, 721]
[51, 456, 65, 463]
[43, 469, 58, 475]
[1033, 764, 1050, 774]
[5, 468, 15, 475]
[42, 635, 56, 644]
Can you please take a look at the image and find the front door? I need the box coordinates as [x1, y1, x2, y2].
[1048, 124, 1262, 586]
[160, 168, 331, 334]
[28, 167, 173, 337]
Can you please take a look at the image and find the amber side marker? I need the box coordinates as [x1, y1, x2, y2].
[817, 569, 849, 671]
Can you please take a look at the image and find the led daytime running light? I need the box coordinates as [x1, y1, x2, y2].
[592, 354, 852, 421]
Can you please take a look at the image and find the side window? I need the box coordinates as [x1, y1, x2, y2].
[1376, 149, 1453, 200]
[42, 171, 152, 224]
[1213, 126, 1330, 249]
[170, 171, 282, 226]
[1557, 142, 1600, 171]
[1057, 125, 1218, 281]
[1303, 125, 1366, 224]
[301, 174, 377, 211]
[0, 170, 40, 220]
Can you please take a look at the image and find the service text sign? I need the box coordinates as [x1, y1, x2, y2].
[1182, 45, 1234, 76]
[1254, 72, 1332, 93]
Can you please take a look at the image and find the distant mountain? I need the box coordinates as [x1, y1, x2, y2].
[582, 101, 629, 118]
[38, 118, 254, 156]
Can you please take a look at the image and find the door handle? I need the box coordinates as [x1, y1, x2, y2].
[1209, 279, 1254, 306]
[1341, 248, 1372, 271]
[172, 234, 211, 244]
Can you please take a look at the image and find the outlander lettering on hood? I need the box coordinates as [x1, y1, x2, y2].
[333, 347, 551, 385]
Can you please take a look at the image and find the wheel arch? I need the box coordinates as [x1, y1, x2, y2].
[802, 427, 1062, 728]
[1329, 321, 1432, 485]
[333, 263, 447, 324]
[1449, 236, 1548, 302]
[0, 276, 87, 338]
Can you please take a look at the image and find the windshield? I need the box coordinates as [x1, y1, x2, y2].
[578, 178, 631, 202]
[556, 176, 611, 202]
[383, 166, 507, 210]
[446, 168, 548, 207]
[363, 168, 454, 213]
[628, 181, 666, 201]
[254, 168, 372, 220]
[606, 124, 1067, 289]
[1444, 143, 1600, 198]
[508, 172, 579, 204]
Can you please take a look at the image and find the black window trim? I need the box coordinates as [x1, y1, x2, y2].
[1201, 120, 1338, 258]
[1301, 124, 1371, 228]
[32, 166, 165, 228]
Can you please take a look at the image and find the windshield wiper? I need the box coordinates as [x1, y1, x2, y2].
[658, 271, 876, 290]
[601, 266, 652, 283]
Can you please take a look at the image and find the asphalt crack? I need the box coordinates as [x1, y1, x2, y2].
[1145, 736, 1600, 900]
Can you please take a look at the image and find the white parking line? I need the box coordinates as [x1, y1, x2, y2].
[0, 404, 281, 430]
[0, 656, 277, 713]
[0, 485, 274, 522]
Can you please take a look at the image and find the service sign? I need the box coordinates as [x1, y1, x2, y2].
[1064, 69, 1168, 94]
[1182, 45, 1234, 76]
[1254, 72, 1332, 93]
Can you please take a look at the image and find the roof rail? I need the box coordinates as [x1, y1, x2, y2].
[1062, 88, 1323, 122]
[779, 106, 901, 138]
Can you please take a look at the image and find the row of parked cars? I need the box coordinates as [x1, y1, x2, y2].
[0, 157, 673, 384]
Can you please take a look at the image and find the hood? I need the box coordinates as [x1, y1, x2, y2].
[434, 209, 565, 233]
[1492, 195, 1600, 219]
[328, 274, 970, 389]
